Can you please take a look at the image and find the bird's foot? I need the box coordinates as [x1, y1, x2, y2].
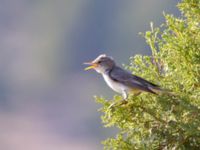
[119, 100, 128, 105]
[107, 99, 128, 119]
[108, 99, 128, 109]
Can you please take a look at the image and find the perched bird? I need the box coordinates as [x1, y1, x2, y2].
[84, 54, 164, 100]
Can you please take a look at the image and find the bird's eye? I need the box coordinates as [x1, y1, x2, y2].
[98, 61, 102, 64]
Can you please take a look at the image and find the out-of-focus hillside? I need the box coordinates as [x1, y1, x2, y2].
[0, 0, 180, 149]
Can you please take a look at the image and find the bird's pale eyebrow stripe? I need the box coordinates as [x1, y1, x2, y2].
[93, 54, 106, 62]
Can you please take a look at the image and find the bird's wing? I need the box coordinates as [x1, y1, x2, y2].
[109, 66, 160, 94]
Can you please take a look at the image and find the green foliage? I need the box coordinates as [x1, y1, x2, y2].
[95, 0, 200, 149]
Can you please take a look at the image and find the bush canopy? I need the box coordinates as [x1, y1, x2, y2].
[95, 0, 200, 149]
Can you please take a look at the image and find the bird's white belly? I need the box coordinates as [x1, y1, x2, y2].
[102, 74, 126, 94]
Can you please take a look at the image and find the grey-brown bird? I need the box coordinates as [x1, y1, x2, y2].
[84, 54, 164, 100]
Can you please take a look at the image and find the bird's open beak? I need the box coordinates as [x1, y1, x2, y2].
[84, 61, 98, 70]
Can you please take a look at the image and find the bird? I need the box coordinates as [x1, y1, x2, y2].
[84, 54, 165, 102]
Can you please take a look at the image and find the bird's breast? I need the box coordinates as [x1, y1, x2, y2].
[102, 74, 127, 94]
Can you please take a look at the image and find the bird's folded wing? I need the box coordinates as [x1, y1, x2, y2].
[109, 66, 160, 93]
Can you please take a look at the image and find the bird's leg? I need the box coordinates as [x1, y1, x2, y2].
[108, 90, 128, 109]
[120, 90, 128, 105]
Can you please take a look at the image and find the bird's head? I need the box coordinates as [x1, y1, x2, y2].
[84, 54, 115, 74]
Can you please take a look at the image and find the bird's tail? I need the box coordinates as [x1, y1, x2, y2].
[149, 86, 176, 96]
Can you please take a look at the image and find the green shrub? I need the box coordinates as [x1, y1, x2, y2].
[95, 0, 200, 149]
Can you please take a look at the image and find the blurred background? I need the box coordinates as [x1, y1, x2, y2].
[0, 0, 180, 150]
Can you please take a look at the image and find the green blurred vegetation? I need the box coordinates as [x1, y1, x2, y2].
[96, 0, 200, 149]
